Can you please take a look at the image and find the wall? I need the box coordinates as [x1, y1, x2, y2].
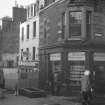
[20, 16, 39, 61]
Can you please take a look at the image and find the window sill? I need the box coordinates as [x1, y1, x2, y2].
[68, 37, 81, 40]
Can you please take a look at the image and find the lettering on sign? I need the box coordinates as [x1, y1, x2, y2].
[50, 53, 61, 61]
[68, 52, 85, 61]
[94, 53, 105, 61]
[18, 61, 39, 67]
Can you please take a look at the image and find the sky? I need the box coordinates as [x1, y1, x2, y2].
[0, 0, 36, 18]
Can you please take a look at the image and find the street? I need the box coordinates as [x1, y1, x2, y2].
[0, 93, 81, 105]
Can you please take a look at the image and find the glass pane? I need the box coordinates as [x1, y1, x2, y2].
[69, 11, 82, 37]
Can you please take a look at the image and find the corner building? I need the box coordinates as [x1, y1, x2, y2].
[39, 0, 105, 96]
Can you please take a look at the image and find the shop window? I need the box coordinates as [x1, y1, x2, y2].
[69, 11, 82, 38]
[69, 61, 85, 85]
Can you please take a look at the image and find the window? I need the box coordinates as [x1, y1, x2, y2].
[34, 4, 36, 16]
[27, 7, 30, 18]
[33, 21, 36, 37]
[44, 20, 47, 39]
[31, 5, 33, 16]
[69, 61, 85, 85]
[62, 12, 66, 39]
[26, 48, 29, 60]
[27, 24, 29, 39]
[32, 47, 35, 60]
[7, 60, 14, 68]
[86, 11, 91, 39]
[21, 49, 23, 61]
[69, 11, 82, 38]
[21, 27, 24, 41]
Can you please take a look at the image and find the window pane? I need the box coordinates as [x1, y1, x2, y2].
[21, 27, 24, 41]
[69, 11, 82, 37]
[86, 11, 91, 38]
[33, 47, 35, 60]
[33, 21, 36, 37]
[27, 25, 29, 39]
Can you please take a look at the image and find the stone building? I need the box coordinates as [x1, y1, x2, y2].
[0, 6, 26, 89]
[18, 2, 39, 88]
[39, 0, 105, 97]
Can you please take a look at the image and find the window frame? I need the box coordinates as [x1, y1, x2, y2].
[67, 6, 93, 40]
[27, 24, 30, 40]
[33, 21, 36, 38]
[32, 47, 36, 61]
[21, 27, 24, 41]
[69, 10, 82, 39]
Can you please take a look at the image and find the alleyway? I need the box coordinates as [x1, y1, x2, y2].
[0, 93, 81, 105]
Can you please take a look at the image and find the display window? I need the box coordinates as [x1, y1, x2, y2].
[68, 52, 85, 85]
[69, 61, 85, 85]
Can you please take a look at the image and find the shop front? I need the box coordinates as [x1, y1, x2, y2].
[18, 61, 39, 89]
[93, 52, 105, 94]
[67, 52, 85, 86]
[48, 51, 86, 95]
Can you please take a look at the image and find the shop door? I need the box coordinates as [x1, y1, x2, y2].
[49, 61, 62, 95]
[93, 63, 105, 94]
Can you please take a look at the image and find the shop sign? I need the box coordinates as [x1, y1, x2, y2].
[94, 53, 105, 61]
[68, 52, 85, 61]
[18, 61, 39, 67]
[50, 53, 61, 61]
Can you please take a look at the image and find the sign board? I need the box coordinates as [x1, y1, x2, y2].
[18, 61, 39, 67]
[94, 53, 105, 61]
[50, 53, 61, 61]
[68, 52, 85, 61]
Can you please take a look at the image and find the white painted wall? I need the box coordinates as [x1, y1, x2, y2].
[20, 16, 39, 61]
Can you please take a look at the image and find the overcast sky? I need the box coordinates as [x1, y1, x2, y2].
[0, 0, 36, 18]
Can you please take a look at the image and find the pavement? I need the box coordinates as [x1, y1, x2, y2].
[0, 93, 81, 105]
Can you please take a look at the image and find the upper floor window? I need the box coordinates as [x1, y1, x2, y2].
[62, 12, 66, 39]
[86, 11, 91, 39]
[31, 5, 33, 16]
[34, 4, 36, 16]
[33, 21, 36, 37]
[21, 49, 23, 61]
[27, 24, 29, 39]
[21, 27, 24, 41]
[44, 20, 47, 39]
[69, 11, 82, 38]
[26, 48, 29, 60]
[27, 7, 30, 18]
[32, 47, 36, 60]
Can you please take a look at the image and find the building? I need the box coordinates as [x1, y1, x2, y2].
[39, 0, 105, 96]
[18, 2, 39, 88]
[0, 6, 27, 89]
